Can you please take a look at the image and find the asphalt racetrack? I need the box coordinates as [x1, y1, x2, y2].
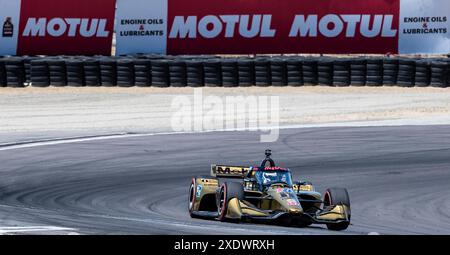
[0, 125, 450, 234]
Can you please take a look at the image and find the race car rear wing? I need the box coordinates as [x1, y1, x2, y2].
[211, 165, 251, 178]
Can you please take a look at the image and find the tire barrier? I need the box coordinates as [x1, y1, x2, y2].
[134, 59, 152, 87]
[169, 60, 187, 87]
[0, 59, 6, 87]
[350, 58, 366, 86]
[221, 58, 238, 87]
[302, 58, 318, 85]
[446, 60, 450, 86]
[430, 61, 448, 88]
[117, 58, 135, 87]
[186, 59, 204, 87]
[203, 59, 222, 87]
[333, 58, 351, 87]
[83, 58, 101, 86]
[317, 58, 333, 86]
[397, 58, 415, 87]
[286, 57, 303, 86]
[254, 57, 271, 86]
[100, 57, 117, 87]
[5, 57, 26, 87]
[414, 59, 430, 87]
[151, 59, 169, 87]
[366, 58, 383, 86]
[0, 55, 449, 88]
[24, 56, 38, 85]
[383, 58, 398, 86]
[237, 58, 254, 87]
[47, 58, 67, 87]
[30, 59, 50, 87]
[270, 58, 287, 86]
[65, 59, 84, 87]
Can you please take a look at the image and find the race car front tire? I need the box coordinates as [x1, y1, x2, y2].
[217, 182, 244, 221]
[188, 178, 199, 218]
[323, 187, 351, 231]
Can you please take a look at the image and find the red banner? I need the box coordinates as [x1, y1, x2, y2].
[17, 0, 115, 55]
[167, 0, 400, 54]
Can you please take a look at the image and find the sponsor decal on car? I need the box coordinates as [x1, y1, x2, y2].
[196, 185, 203, 198]
[287, 199, 298, 206]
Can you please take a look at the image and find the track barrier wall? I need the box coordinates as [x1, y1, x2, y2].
[0, 55, 449, 88]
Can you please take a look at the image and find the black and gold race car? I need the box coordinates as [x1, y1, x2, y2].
[188, 150, 351, 230]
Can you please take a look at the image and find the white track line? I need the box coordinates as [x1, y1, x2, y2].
[0, 121, 448, 152]
[0, 226, 77, 234]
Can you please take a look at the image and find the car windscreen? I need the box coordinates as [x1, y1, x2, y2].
[255, 170, 293, 187]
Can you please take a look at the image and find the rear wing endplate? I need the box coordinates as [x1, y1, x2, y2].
[211, 165, 251, 178]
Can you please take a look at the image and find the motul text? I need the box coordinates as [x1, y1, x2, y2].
[169, 14, 397, 39]
[22, 18, 110, 37]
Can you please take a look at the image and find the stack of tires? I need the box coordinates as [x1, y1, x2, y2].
[350, 58, 366, 86]
[333, 59, 351, 87]
[414, 59, 430, 87]
[430, 60, 448, 88]
[221, 58, 238, 87]
[5, 57, 26, 87]
[116, 58, 135, 87]
[2, 55, 450, 89]
[83, 58, 101, 86]
[302, 58, 318, 85]
[446, 60, 450, 87]
[134, 58, 152, 87]
[151, 59, 170, 87]
[99, 57, 117, 86]
[30, 59, 50, 87]
[47, 58, 67, 86]
[382, 58, 398, 86]
[203, 59, 222, 87]
[168, 59, 187, 87]
[186, 59, 203, 87]
[365, 58, 383, 86]
[317, 58, 333, 86]
[65, 58, 84, 86]
[23, 56, 38, 85]
[237, 58, 254, 86]
[254, 57, 271, 86]
[397, 58, 415, 87]
[286, 57, 303, 86]
[270, 58, 287, 86]
[0, 59, 6, 87]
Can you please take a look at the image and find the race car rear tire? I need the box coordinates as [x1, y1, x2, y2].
[323, 188, 351, 231]
[217, 182, 244, 221]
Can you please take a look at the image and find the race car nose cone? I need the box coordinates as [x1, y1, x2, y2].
[289, 208, 303, 214]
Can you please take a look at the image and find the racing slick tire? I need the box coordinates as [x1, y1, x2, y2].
[323, 188, 351, 231]
[188, 178, 200, 218]
[217, 182, 244, 221]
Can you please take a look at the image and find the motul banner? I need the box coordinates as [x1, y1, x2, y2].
[115, 0, 450, 55]
[0, 0, 115, 56]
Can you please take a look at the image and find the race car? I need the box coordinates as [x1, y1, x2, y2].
[188, 150, 351, 230]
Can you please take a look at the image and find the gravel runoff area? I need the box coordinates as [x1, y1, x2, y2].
[0, 86, 449, 144]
